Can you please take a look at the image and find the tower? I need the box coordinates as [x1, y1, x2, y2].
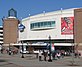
[2, 8, 20, 46]
[74, 8, 82, 54]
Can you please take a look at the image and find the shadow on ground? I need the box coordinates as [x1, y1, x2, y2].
[0, 59, 7, 62]
[66, 61, 80, 66]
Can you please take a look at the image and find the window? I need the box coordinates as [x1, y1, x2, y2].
[41, 22, 43, 27]
[44, 22, 47, 27]
[30, 21, 55, 30]
[51, 21, 55, 27]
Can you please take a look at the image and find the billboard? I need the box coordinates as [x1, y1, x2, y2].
[61, 17, 74, 34]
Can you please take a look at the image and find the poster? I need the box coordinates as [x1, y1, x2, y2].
[61, 17, 74, 34]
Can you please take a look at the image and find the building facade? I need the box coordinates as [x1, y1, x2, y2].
[2, 8, 82, 54]
[19, 8, 75, 52]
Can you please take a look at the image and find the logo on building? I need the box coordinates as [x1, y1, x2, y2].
[18, 23, 25, 32]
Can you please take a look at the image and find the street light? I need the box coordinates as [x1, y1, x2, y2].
[21, 41, 24, 58]
[48, 35, 52, 62]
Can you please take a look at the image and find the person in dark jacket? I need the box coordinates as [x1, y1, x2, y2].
[43, 50, 48, 61]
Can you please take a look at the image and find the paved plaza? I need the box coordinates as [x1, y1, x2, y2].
[0, 53, 82, 67]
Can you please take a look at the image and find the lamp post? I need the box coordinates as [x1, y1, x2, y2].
[48, 35, 52, 62]
[21, 41, 24, 58]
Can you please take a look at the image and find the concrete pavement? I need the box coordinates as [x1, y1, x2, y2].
[0, 53, 82, 67]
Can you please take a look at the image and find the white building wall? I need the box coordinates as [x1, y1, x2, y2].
[19, 8, 74, 41]
[19, 20, 28, 40]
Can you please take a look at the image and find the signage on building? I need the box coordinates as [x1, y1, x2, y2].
[18, 23, 25, 32]
[61, 17, 74, 34]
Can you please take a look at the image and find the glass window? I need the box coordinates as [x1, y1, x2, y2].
[30, 24, 32, 29]
[47, 22, 51, 27]
[32, 23, 34, 29]
[37, 22, 40, 27]
[44, 22, 47, 27]
[34, 23, 38, 28]
[51, 21, 55, 27]
[30, 21, 55, 29]
[41, 22, 43, 27]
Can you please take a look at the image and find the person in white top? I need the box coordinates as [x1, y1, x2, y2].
[57, 52, 61, 59]
[38, 50, 42, 61]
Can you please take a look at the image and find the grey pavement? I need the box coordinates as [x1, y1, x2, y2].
[0, 53, 82, 67]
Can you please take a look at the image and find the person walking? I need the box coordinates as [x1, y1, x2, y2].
[56, 52, 61, 59]
[43, 50, 48, 61]
[38, 50, 42, 61]
[1, 48, 3, 54]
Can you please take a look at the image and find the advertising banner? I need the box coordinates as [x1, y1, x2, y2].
[61, 17, 74, 34]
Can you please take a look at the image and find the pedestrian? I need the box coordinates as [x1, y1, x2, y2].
[43, 50, 48, 61]
[61, 51, 64, 58]
[9, 50, 12, 55]
[38, 50, 42, 61]
[1, 48, 3, 54]
[52, 51, 56, 60]
[78, 52, 81, 58]
[56, 52, 61, 59]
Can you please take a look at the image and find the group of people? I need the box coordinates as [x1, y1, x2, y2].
[38, 50, 48, 61]
[38, 49, 82, 61]
[74, 50, 81, 58]
[38, 50, 63, 61]
[6, 48, 18, 55]
[0, 47, 18, 55]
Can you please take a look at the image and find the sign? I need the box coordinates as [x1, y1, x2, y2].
[18, 23, 25, 32]
[61, 17, 74, 34]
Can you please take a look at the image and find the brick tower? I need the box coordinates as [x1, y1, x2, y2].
[2, 8, 20, 46]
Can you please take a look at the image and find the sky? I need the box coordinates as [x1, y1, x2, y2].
[0, 0, 82, 26]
